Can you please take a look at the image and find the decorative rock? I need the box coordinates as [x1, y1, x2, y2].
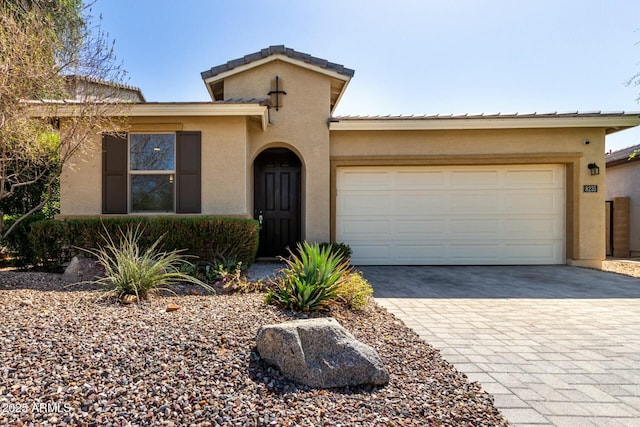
[121, 294, 138, 304]
[63, 256, 105, 282]
[256, 317, 389, 388]
[166, 303, 180, 312]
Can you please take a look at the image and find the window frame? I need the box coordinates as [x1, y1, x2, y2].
[127, 132, 177, 213]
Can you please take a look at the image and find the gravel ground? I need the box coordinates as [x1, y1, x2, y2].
[602, 258, 640, 278]
[0, 271, 508, 426]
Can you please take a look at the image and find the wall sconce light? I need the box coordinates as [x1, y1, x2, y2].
[588, 163, 600, 176]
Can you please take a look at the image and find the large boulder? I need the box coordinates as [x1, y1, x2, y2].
[63, 255, 105, 282]
[256, 317, 389, 389]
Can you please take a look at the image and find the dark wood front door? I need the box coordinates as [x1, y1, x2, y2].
[254, 148, 302, 258]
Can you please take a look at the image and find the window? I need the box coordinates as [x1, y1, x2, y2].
[102, 131, 201, 215]
[129, 133, 175, 212]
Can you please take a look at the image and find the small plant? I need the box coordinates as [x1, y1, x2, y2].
[83, 224, 213, 302]
[265, 242, 351, 312]
[336, 270, 374, 309]
[206, 258, 244, 293]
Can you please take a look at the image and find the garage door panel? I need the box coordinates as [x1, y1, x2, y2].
[450, 170, 499, 186]
[449, 219, 500, 234]
[339, 171, 391, 188]
[395, 219, 447, 235]
[341, 194, 391, 213]
[505, 169, 557, 186]
[448, 243, 500, 259]
[503, 242, 559, 260]
[395, 192, 447, 212]
[340, 219, 390, 238]
[396, 246, 447, 262]
[336, 165, 565, 265]
[504, 218, 561, 236]
[396, 170, 444, 187]
[450, 192, 503, 212]
[506, 192, 563, 213]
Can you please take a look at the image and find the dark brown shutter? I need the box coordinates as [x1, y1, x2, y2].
[102, 134, 128, 214]
[176, 131, 201, 213]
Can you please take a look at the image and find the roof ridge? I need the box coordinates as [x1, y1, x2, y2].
[201, 45, 355, 80]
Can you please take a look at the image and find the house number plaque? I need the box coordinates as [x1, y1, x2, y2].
[583, 185, 598, 193]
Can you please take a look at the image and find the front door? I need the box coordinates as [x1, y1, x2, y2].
[254, 148, 302, 258]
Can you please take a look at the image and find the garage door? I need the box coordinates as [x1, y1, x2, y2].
[336, 165, 565, 265]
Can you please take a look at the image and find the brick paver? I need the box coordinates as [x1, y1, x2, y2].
[361, 265, 640, 427]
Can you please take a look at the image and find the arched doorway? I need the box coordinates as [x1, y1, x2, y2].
[253, 148, 302, 258]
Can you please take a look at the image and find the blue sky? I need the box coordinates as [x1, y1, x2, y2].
[90, 0, 640, 151]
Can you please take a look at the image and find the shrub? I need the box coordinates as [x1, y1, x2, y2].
[319, 242, 352, 263]
[265, 242, 351, 312]
[2, 213, 47, 267]
[84, 224, 213, 302]
[336, 270, 374, 309]
[28, 216, 259, 269]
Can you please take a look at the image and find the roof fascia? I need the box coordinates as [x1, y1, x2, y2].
[329, 115, 640, 132]
[35, 102, 270, 130]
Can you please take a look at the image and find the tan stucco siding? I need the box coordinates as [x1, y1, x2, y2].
[60, 132, 102, 216]
[330, 127, 606, 267]
[231, 61, 333, 242]
[60, 116, 250, 217]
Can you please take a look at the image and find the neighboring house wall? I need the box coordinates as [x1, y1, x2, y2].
[606, 160, 640, 255]
[330, 127, 607, 265]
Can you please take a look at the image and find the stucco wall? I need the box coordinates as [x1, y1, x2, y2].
[225, 61, 332, 242]
[606, 161, 640, 254]
[330, 127, 607, 267]
[60, 116, 250, 217]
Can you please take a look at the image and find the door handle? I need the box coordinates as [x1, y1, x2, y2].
[257, 210, 263, 228]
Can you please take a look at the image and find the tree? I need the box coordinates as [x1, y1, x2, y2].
[0, 0, 129, 240]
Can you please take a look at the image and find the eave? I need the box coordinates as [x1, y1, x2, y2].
[329, 112, 640, 134]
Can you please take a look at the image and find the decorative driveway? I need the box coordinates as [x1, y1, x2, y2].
[360, 265, 640, 427]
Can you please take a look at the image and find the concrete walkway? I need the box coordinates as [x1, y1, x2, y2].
[360, 265, 640, 427]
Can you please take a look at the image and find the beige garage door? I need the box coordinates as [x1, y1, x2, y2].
[336, 165, 565, 265]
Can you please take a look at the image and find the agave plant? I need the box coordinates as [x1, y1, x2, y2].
[265, 241, 351, 311]
[83, 224, 213, 302]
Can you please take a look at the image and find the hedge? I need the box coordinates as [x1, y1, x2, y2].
[28, 217, 259, 270]
[2, 213, 47, 267]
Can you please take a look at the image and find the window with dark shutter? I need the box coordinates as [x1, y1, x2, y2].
[176, 131, 201, 213]
[102, 134, 128, 214]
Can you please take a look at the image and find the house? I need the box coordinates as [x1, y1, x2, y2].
[605, 143, 640, 257]
[58, 45, 640, 268]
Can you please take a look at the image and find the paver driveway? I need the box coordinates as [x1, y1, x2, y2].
[360, 265, 640, 427]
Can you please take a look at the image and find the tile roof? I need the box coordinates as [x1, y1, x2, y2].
[606, 142, 640, 166]
[201, 45, 355, 80]
[65, 75, 145, 102]
[332, 111, 640, 120]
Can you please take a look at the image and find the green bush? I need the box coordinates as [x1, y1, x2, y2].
[28, 217, 259, 270]
[84, 225, 213, 302]
[2, 213, 48, 267]
[319, 242, 352, 263]
[265, 242, 352, 312]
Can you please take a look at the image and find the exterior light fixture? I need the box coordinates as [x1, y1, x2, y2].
[588, 163, 600, 176]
